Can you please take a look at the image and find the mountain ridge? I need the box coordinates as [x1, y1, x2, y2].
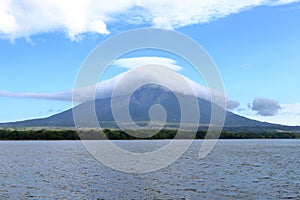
[1, 84, 300, 133]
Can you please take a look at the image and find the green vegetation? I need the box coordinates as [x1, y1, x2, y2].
[0, 128, 298, 140]
[0, 129, 80, 140]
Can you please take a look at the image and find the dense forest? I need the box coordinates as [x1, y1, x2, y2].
[0, 129, 298, 140]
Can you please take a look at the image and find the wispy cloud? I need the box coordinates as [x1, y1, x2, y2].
[269, 0, 300, 5]
[0, 0, 299, 41]
[0, 90, 72, 101]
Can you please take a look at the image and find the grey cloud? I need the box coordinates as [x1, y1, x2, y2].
[247, 103, 252, 109]
[237, 108, 246, 112]
[250, 97, 281, 116]
[47, 109, 54, 113]
[226, 100, 240, 110]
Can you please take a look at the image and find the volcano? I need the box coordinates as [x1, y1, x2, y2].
[2, 83, 298, 133]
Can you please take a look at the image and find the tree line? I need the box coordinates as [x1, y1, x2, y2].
[0, 129, 298, 140]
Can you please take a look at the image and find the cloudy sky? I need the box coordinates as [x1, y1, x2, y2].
[0, 0, 300, 125]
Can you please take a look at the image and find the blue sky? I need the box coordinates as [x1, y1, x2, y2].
[0, 0, 300, 125]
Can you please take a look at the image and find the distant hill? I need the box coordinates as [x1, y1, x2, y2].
[1, 84, 300, 133]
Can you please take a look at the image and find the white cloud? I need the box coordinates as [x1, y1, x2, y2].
[0, 57, 239, 110]
[242, 103, 300, 126]
[269, 0, 300, 5]
[0, 0, 19, 35]
[0, 90, 72, 101]
[113, 57, 182, 71]
[0, 0, 111, 41]
[137, 0, 265, 28]
[0, 0, 299, 41]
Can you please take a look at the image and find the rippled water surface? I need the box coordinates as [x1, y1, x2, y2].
[1, 140, 300, 199]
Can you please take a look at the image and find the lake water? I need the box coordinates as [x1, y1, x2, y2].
[1, 140, 300, 199]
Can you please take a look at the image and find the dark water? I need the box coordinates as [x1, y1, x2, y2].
[1, 140, 300, 199]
